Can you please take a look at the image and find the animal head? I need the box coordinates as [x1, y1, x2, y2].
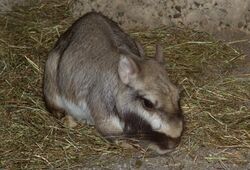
[117, 43, 184, 147]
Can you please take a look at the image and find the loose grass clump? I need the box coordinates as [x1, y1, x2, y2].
[0, 0, 249, 169]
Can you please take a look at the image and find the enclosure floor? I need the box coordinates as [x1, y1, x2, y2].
[1, 2, 249, 168]
[213, 29, 250, 76]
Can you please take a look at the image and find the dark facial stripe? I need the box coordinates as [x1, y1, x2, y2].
[123, 112, 179, 150]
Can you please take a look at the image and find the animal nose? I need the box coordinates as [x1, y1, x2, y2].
[158, 116, 184, 138]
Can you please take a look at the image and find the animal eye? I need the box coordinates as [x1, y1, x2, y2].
[142, 98, 154, 110]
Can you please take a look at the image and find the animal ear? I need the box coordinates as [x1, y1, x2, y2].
[118, 55, 139, 84]
[155, 43, 164, 63]
[135, 41, 145, 57]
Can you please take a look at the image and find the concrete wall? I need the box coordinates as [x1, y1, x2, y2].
[71, 0, 250, 34]
[1, 0, 249, 34]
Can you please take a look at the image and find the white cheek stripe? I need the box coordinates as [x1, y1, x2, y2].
[137, 110, 167, 131]
[137, 110, 182, 138]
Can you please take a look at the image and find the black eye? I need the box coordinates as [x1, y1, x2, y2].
[142, 98, 154, 110]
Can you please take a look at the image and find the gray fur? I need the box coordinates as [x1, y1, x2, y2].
[43, 12, 184, 154]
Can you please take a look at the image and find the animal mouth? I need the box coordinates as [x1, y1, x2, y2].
[147, 130, 182, 154]
[123, 112, 183, 154]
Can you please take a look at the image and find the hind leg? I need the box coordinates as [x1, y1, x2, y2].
[44, 51, 66, 119]
[61, 114, 78, 128]
[44, 95, 65, 119]
[45, 95, 79, 128]
[45, 95, 80, 128]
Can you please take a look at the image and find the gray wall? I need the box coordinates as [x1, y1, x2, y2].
[1, 0, 250, 34]
[72, 0, 250, 34]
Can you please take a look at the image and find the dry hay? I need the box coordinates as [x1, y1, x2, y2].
[0, 0, 249, 169]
